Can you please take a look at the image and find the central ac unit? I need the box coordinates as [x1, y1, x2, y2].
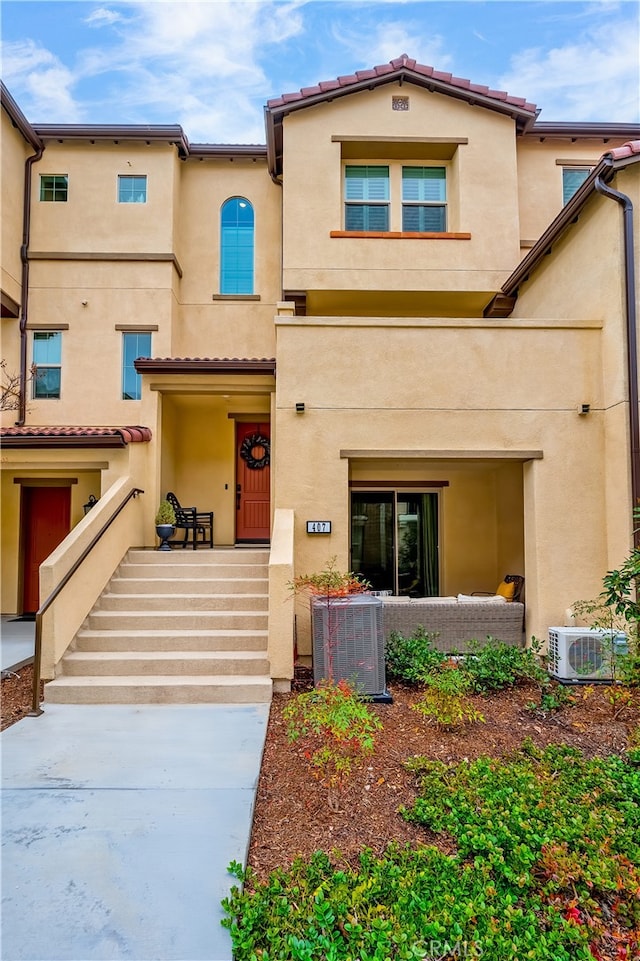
[311, 594, 391, 700]
[548, 627, 628, 683]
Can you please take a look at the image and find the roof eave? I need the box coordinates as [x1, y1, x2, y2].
[134, 358, 276, 375]
[32, 124, 191, 158]
[1, 82, 43, 151]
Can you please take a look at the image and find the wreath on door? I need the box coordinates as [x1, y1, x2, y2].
[240, 433, 270, 470]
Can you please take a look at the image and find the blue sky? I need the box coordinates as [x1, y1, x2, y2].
[2, 1, 638, 143]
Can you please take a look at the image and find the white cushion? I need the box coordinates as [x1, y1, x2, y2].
[457, 593, 506, 603]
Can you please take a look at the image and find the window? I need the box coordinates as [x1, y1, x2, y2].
[32, 332, 62, 398]
[402, 167, 447, 231]
[118, 175, 147, 203]
[122, 332, 151, 400]
[562, 167, 591, 205]
[344, 166, 389, 231]
[40, 175, 68, 202]
[220, 197, 254, 294]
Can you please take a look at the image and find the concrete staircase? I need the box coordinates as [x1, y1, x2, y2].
[44, 548, 272, 704]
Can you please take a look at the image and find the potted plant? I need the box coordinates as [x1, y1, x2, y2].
[155, 499, 176, 551]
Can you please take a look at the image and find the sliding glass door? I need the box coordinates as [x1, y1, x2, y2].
[350, 490, 439, 596]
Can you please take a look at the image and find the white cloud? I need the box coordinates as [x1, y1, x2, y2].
[84, 8, 127, 27]
[499, 15, 640, 121]
[1, 40, 81, 121]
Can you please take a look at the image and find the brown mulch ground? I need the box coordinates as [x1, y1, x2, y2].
[1, 665, 43, 730]
[248, 667, 640, 881]
[3, 664, 639, 886]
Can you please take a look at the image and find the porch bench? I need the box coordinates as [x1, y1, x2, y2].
[382, 597, 525, 652]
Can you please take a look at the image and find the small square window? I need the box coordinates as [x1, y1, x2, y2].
[118, 175, 147, 203]
[40, 175, 68, 202]
[32, 331, 62, 398]
[122, 332, 151, 399]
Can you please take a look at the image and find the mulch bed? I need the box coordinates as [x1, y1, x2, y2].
[1, 665, 42, 730]
[248, 667, 639, 881]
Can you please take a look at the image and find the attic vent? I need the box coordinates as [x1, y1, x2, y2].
[392, 96, 409, 111]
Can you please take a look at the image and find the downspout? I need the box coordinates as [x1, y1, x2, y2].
[17, 142, 44, 426]
[595, 164, 640, 548]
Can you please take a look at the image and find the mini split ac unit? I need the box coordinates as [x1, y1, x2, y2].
[548, 627, 628, 683]
[311, 595, 391, 700]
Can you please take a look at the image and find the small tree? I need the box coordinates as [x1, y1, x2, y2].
[1, 360, 37, 413]
[289, 556, 370, 683]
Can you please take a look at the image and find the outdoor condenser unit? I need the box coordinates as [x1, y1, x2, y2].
[311, 594, 391, 701]
[548, 627, 628, 683]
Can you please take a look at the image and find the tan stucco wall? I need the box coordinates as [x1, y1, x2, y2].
[174, 157, 281, 358]
[512, 164, 639, 576]
[280, 84, 522, 301]
[273, 311, 610, 647]
[1, 107, 31, 309]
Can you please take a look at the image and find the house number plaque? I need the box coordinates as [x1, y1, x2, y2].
[306, 520, 331, 534]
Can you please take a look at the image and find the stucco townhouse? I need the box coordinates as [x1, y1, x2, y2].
[1, 55, 639, 700]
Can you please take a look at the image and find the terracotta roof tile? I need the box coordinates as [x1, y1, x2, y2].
[1, 426, 152, 448]
[608, 139, 640, 160]
[266, 54, 537, 115]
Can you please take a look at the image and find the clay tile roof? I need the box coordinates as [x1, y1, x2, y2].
[608, 139, 640, 160]
[0, 426, 152, 448]
[133, 356, 276, 375]
[265, 53, 537, 115]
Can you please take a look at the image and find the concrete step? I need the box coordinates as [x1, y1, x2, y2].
[109, 576, 268, 594]
[117, 563, 269, 579]
[74, 629, 268, 652]
[126, 549, 269, 566]
[61, 650, 270, 676]
[87, 610, 269, 631]
[44, 674, 273, 704]
[98, 592, 268, 612]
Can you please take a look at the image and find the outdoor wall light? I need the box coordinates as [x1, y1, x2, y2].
[295, 402, 305, 413]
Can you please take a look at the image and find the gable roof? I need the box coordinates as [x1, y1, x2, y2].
[265, 54, 539, 177]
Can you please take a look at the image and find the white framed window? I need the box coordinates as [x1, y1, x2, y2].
[40, 175, 68, 202]
[343, 164, 448, 232]
[344, 166, 390, 231]
[118, 175, 147, 203]
[122, 332, 151, 399]
[32, 331, 62, 398]
[562, 167, 591, 205]
[402, 167, 447, 231]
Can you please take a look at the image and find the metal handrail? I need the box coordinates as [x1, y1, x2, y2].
[29, 487, 144, 715]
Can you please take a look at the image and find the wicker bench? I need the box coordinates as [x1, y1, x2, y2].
[382, 597, 525, 652]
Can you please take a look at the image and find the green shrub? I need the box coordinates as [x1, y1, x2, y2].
[459, 637, 547, 693]
[282, 678, 382, 811]
[413, 663, 485, 729]
[384, 626, 446, 683]
[154, 499, 176, 525]
[222, 744, 640, 959]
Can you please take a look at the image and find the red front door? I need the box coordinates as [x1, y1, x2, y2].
[236, 422, 270, 542]
[22, 487, 71, 613]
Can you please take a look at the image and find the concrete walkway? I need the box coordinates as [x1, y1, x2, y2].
[1, 702, 269, 960]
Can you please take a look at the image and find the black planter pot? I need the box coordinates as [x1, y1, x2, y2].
[156, 524, 175, 551]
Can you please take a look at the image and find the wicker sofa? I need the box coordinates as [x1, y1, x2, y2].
[382, 596, 525, 652]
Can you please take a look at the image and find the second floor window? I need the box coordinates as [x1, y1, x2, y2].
[122, 332, 151, 400]
[40, 175, 68, 202]
[32, 331, 62, 398]
[402, 167, 447, 231]
[118, 175, 147, 203]
[344, 166, 389, 231]
[220, 197, 254, 294]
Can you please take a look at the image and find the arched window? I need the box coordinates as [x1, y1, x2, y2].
[220, 197, 254, 294]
